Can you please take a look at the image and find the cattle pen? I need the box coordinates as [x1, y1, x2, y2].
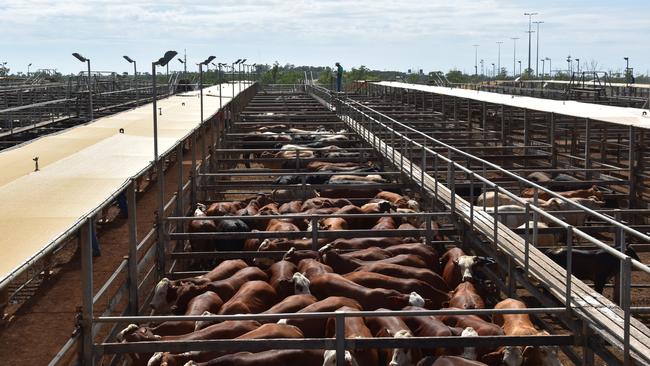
[1, 78, 648, 365]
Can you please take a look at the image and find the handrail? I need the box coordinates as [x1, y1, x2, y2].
[324, 88, 649, 270]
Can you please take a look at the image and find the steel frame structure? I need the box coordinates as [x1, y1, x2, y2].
[39, 82, 648, 366]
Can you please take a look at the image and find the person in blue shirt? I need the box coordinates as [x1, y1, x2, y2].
[335, 62, 343, 92]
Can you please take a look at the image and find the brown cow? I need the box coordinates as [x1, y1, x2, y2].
[344, 271, 449, 309]
[365, 309, 421, 366]
[154, 324, 305, 366]
[372, 216, 397, 230]
[301, 197, 352, 211]
[317, 217, 349, 231]
[327, 237, 406, 250]
[260, 294, 318, 319]
[268, 260, 298, 299]
[375, 191, 420, 210]
[121, 320, 260, 365]
[401, 305, 460, 356]
[148, 291, 223, 336]
[184, 349, 324, 366]
[520, 185, 603, 201]
[324, 306, 379, 366]
[279, 200, 303, 214]
[483, 299, 562, 366]
[309, 273, 427, 310]
[282, 247, 319, 264]
[321, 245, 428, 274]
[340, 247, 392, 261]
[298, 258, 334, 280]
[447, 282, 485, 310]
[441, 248, 484, 289]
[187, 205, 218, 256]
[335, 203, 393, 229]
[284, 296, 362, 337]
[385, 243, 440, 272]
[439, 307, 504, 358]
[265, 218, 300, 232]
[218, 280, 278, 315]
[206, 201, 244, 216]
[355, 262, 449, 292]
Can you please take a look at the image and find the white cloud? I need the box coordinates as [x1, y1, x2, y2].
[1, 0, 648, 73]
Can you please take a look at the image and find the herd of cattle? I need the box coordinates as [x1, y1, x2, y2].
[113, 124, 572, 366]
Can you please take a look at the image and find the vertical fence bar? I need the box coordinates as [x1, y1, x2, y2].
[565, 226, 574, 313]
[335, 313, 345, 366]
[623, 256, 632, 366]
[81, 217, 94, 366]
[127, 181, 138, 315]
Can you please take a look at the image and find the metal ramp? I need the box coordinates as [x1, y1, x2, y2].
[565, 71, 612, 102]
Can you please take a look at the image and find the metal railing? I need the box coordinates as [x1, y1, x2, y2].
[308, 83, 649, 364]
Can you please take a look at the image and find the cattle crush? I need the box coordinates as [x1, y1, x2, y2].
[56, 82, 650, 366]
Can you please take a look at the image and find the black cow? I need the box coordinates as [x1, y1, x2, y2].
[545, 246, 640, 293]
[214, 219, 251, 251]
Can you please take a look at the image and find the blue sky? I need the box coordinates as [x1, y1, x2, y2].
[1, 0, 649, 76]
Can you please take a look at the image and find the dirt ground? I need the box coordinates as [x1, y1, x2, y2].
[0, 137, 206, 365]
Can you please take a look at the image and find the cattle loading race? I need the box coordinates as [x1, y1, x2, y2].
[2, 80, 650, 366]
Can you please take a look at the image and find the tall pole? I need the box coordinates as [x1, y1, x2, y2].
[524, 12, 538, 75]
[496, 41, 503, 76]
[133, 61, 138, 107]
[576, 58, 580, 74]
[541, 58, 545, 81]
[87, 60, 93, 121]
[218, 64, 222, 109]
[199, 63, 204, 124]
[183, 49, 187, 74]
[152, 63, 158, 162]
[533, 21, 544, 77]
[511, 37, 519, 77]
[472, 45, 479, 75]
[546, 57, 552, 78]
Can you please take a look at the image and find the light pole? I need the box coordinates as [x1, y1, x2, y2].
[491, 63, 496, 79]
[216, 63, 225, 109]
[251, 63, 257, 83]
[123, 56, 139, 107]
[72, 52, 93, 121]
[533, 21, 543, 77]
[199, 56, 216, 126]
[541, 58, 546, 82]
[480, 59, 484, 76]
[566, 55, 572, 75]
[546, 57, 552, 78]
[150, 50, 176, 279]
[27, 63, 32, 76]
[239, 59, 247, 91]
[496, 41, 503, 77]
[177, 58, 185, 75]
[524, 12, 538, 75]
[232, 59, 242, 98]
[511, 37, 519, 77]
[624, 57, 630, 85]
[575, 58, 580, 74]
[518, 61, 522, 77]
[472, 45, 479, 76]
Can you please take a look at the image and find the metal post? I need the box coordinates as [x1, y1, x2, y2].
[81, 217, 94, 365]
[335, 313, 346, 366]
[585, 119, 592, 180]
[628, 126, 636, 209]
[127, 181, 138, 314]
[565, 226, 573, 312]
[200, 63, 204, 125]
[87, 60, 93, 121]
[623, 256, 632, 366]
[550, 113, 557, 168]
[133, 62, 139, 107]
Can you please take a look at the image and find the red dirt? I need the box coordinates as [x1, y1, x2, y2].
[0, 140, 206, 365]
